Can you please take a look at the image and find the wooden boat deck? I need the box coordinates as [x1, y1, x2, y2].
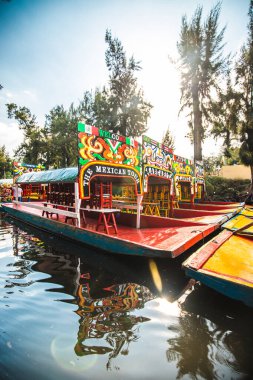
[222, 214, 253, 235]
[179, 202, 243, 213]
[184, 230, 253, 288]
[178, 214, 229, 224]
[183, 228, 253, 306]
[240, 207, 253, 218]
[2, 202, 218, 258]
[172, 207, 238, 225]
[201, 234, 253, 288]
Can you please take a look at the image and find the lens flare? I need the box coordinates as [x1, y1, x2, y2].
[149, 259, 162, 292]
[51, 334, 97, 373]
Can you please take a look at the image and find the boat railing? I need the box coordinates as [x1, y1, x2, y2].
[13, 201, 78, 221]
[112, 200, 162, 216]
[112, 200, 143, 213]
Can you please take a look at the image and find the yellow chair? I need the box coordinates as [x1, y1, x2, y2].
[172, 197, 179, 209]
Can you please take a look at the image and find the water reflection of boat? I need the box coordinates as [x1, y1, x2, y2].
[76, 282, 154, 318]
[6, 215, 192, 300]
[75, 280, 153, 365]
[4, 216, 195, 369]
[4, 216, 252, 377]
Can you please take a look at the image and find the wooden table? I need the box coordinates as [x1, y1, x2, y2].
[81, 208, 120, 235]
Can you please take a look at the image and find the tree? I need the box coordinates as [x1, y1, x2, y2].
[0, 145, 12, 178]
[177, 2, 228, 162]
[5, 31, 152, 168]
[210, 71, 242, 159]
[162, 126, 175, 149]
[6, 103, 46, 165]
[203, 155, 223, 175]
[235, 0, 253, 193]
[45, 103, 80, 168]
[102, 30, 152, 137]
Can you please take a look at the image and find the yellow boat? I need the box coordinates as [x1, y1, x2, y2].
[183, 218, 253, 307]
[222, 214, 253, 236]
[240, 207, 253, 218]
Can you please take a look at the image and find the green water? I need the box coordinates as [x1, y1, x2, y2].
[0, 214, 252, 380]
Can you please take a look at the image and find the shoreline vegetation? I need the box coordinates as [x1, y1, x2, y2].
[205, 176, 251, 202]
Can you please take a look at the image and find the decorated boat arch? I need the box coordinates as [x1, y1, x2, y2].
[194, 161, 205, 202]
[13, 162, 46, 201]
[78, 123, 142, 199]
[78, 122, 142, 197]
[78, 122, 143, 227]
[142, 135, 174, 217]
[13, 162, 45, 181]
[0, 178, 13, 204]
[172, 154, 194, 204]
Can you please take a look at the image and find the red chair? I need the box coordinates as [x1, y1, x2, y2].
[94, 182, 112, 209]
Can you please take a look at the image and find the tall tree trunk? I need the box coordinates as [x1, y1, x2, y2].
[250, 165, 253, 192]
[192, 86, 202, 162]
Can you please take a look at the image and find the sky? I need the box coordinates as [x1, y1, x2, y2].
[0, 0, 250, 161]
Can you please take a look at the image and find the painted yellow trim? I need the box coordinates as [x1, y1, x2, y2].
[79, 161, 143, 199]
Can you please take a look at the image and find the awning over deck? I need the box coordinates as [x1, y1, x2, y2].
[16, 167, 78, 184]
[0, 179, 13, 185]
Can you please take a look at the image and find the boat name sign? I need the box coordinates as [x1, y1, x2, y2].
[80, 162, 141, 198]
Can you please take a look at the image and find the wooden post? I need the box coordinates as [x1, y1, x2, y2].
[75, 182, 81, 227]
[15, 184, 18, 202]
[136, 194, 143, 229]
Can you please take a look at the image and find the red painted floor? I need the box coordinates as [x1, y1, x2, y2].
[5, 202, 217, 255]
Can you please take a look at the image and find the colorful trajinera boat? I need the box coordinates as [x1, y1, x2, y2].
[0, 178, 13, 207]
[182, 213, 253, 307]
[2, 170, 218, 258]
[159, 155, 244, 221]
[1, 123, 240, 258]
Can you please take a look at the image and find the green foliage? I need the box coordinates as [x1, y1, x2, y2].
[4, 28, 154, 168]
[103, 30, 152, 137]
[205, 176, 251, 200]
[210, 72, 241, 153]
[223, 146, 240, 163]
[0, 145, 12, 178]
[204, 178, 214, 196]
[45, 103, 82, 168]
[6, 103, 45, 165]
[177, 2, 228, 161]
[207, 1, 253, 193]
[233, 0, 253, 189]
[239, 141, 253, 165]
[203, 155, 223, 175]
[6, 103, 37, 131]
[4, 30, 153, 167]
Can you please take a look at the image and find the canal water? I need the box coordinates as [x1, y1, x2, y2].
[0, 213, 253, 380]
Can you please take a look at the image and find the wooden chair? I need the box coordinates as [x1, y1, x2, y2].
[172, 197, 179, 209]
[95, 182, 113, 209]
